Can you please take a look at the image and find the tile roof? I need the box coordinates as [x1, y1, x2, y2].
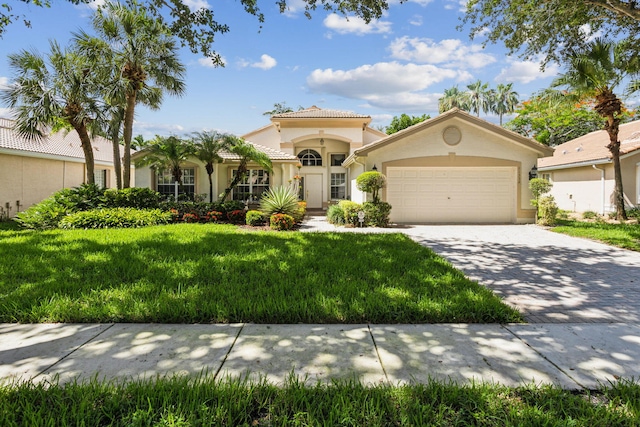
[219, 141, 298, 161]
[538, 120, 640, 169]
[271, 105, 371, 119]
[0, 118, 118, 163]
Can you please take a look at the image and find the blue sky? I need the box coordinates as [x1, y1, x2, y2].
[0, 0, 564, 139]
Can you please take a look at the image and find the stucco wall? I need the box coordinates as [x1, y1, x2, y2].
[0, 153, 118, 218]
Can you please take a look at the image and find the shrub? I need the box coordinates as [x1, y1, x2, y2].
[362, 201, 392, 227]
[270, 213, 295, 230]
[205, 211, 223, 222]
[356, 171, 386, 203]
[14, 197, 73, 229]
[59, 208, 172, 229]
[182, 212, 200, 223]
[227, 209, 246, 224]
[260, 186, 300, 217]
[246, 210, 266, 226]
[538, 195, 558, 226]
[338, 200, 363, 226]
[326, 204, 346, 225]
[627, 207, 640, 221]
[102, 187, 162, 209]
[222, 200, 245, 213]
[582, 210, 598, 219]
[529, 178, 552, 205]
[291, 201, 307, 224]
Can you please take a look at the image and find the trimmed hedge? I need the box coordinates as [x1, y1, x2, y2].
[59, 208, 172, 229]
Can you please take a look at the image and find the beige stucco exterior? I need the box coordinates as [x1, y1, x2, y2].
[0, 151, 119, 218]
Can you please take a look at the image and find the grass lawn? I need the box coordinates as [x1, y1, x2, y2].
[1, 376, 638, 426]
[552, 219, 640, 251]
[0, 223, 522, 323]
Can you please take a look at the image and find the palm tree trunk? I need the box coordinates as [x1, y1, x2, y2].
[219, 161, 247, 202]
[122, 91, 137, 188]
[208, 173, 214, 203]
[110, 126, 123, 190]
[605, 120, 627, 220]
[74, 122, 96, 185]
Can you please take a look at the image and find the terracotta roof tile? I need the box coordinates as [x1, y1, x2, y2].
[538, 120, 640, 169]
[218, 141, 298, 161]
[272, 105, 370, 119]
[0, 118, 120, 163]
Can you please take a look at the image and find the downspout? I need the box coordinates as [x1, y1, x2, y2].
[592, 164, 605, 216]
[352, 157, 366, 201]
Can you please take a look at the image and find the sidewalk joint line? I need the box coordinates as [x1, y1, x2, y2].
[212, 323, 245, 382]
[367, 324, 390, 386]
[34, 323, 116, 382]
[502, 324, 587, 390]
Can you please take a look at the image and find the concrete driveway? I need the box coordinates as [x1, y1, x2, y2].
[402, 225, 640, 323]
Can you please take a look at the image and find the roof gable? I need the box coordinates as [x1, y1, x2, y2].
[271, 105, 370, 119]
[345, 108, 552, 164]
[538, 120, 640, 169]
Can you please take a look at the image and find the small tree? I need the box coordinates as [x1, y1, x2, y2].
[356, 171, 386, 203]
[529, 178, 552, 224]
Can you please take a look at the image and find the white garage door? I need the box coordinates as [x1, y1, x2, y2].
[386, 167, 516, 223]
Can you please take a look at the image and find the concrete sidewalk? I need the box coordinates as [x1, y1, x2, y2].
[2, 322, 639, 389]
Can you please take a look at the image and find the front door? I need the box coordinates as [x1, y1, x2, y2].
[304, 174, 323, 209]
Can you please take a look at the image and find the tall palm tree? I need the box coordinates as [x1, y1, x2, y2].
[136, 135, 194, 197]
[465, 80, 491, 117]
[192, 131, 230, 203]
[438, 86, 467, 113]
[1, 41, 104, 185]
[219, 137, 273, 202]
[553, 38, 640, 220]
[81, 0, 186, 188]
[492, 83, 519, 125]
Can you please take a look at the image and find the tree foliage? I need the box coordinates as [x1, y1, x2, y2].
[219, 137, 273, 202]
[462, 0, 640, 65]
[356, 171, 386, 203]
[439, 81, 519, 123]
[1, 0, 392, 61]
[385, 113, 430, 135]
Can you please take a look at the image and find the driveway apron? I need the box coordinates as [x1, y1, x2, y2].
[404, 225, 640, 323]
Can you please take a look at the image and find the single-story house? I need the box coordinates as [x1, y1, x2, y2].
[134, 106, 552, 223]
[0, 118, 123, 218]
[537, 120, 640, 215]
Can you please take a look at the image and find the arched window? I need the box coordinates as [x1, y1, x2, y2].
[298, 149, 322, 166]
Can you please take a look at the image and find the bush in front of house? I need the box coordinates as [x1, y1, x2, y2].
[102, 187, 162, 209]
[260, 186, 300, 218]
[58, 208, 172, 229]
[270, 213, 295, 230]
[582, 210, 599, 220]
[227, 209, 246, 224]
[246, 210, 266, 226]
[326, 204, 346, 225]
[15, 196, 74, 229]
[356, 171, 386, 203]
[362, 201, 392, 227]
[537, 195, 559, 226]
[338, 200, 363, 226]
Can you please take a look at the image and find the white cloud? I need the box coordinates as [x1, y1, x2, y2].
[444, 0, 468, 11]
[198, 57, 226, 68]
[251, 54, 277, 70]
[132, 121, 185, 139]
[307, 62, 462, 98]
[0, 77, 9, 88]
[388, 37, 496, 69]
[282, 0, 307, 17]
[0, 108, 13, 118]
[409, 15, 423, 26]
[388, 0, 434, 5]
[496, 58, 560, 84]
[184, 0, 210, 10]
[579, 24, 603, 43]
[323, 14, 392, 36]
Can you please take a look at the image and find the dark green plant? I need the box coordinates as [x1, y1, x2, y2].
[246, 210, 265, 226]
[326, 204, 346, 225]
[356, 171, 386, 203]
[260, 186, 300, 217]
[59, 208, 172, 229]
[14, 197, 73, 229]
[227, 209, 246, 224]
[582, 211, 599, 220]
[338, 200, 362, 226]
[362, 201, 392, 227]
[102, 187, 162, 209]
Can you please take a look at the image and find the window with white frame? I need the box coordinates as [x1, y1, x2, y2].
[94, 169, 107, 189]
[541, 173, 552, 182]
[232, 169, 270, 201]
[330, 173, 347, 200]
[330, 154, 346, 167]
[156, 168, 195, 198]
[298, 149, 322, 166]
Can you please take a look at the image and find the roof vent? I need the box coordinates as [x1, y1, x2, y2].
[576, 146, 583, 152]
[562, 150, 567, 155]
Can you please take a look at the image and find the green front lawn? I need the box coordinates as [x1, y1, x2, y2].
[0, 223, 522, 324]
[552, 219, 640, 251]
[1, 376, 638, 426]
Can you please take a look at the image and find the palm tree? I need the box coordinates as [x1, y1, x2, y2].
[438, 86, 467, 113]
[465, 80, 491, 117]
[136, 135, 195, 198]
[81, 0, 186, 188]
[219, 137, 273, 202]
[1, 41, 104, 185]
[492, 83, 519, 125]
[553, 38, 640, 220]
[192, 131, 230, 203]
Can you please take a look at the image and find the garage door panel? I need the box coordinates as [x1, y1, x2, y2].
[387, 167, 515, 223]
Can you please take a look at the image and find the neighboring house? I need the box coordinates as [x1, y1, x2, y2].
[0, 118, 123, 218]
[135, 106, 552, 223]
[538, 120, 640, 215]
